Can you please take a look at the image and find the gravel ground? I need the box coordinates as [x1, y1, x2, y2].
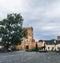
[0, 51, 60, 63]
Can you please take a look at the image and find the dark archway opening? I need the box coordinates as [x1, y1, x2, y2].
[26, 45, 29, 49]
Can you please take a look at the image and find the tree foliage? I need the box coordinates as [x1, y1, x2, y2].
[0, 13, 27, 50]
[35, 43, 39, 51]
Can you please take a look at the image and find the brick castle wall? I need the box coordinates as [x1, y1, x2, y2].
[16, 27, 43, 50]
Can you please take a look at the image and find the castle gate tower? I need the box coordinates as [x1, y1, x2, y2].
[21, 27, 33, 49]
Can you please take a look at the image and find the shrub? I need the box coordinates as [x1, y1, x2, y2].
[11, 46, 19, 51]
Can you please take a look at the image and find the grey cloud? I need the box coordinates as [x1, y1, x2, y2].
[0, 0, 60, 40]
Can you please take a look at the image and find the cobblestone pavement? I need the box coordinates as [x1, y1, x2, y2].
[0, 51, 60, 63]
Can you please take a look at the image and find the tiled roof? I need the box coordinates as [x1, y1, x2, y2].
[45, 40, 60, 45]
[38, 39, 60, 45]
[56, 40, 60, 44]
[38, 40, 43, 42]
[45, 40, 55, 45]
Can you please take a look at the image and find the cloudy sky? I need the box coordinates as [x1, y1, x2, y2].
[0, 0, 60, 41]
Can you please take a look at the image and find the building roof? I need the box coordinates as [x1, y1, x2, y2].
[45, 40, 55, 45]
[56, 40, 60, 44]
[44, 40, 60, 45]
[38, 40, 43, 42]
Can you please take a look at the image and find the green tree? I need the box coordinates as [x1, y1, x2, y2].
[0, 13, 27, 51]
[35, 43, 39, 52]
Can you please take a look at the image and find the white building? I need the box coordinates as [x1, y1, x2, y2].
[56, 41, 60, 51]
[45, 40, 60, 51]
[45, 40, 55, 51]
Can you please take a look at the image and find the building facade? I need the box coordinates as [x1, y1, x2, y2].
[57, 36, 60, 40]
[16, 27, 60, 51]
[16, 27, 36, 50]
[45, 40, 60, 51]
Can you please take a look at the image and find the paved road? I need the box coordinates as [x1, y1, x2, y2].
[0, 51, 60, 63]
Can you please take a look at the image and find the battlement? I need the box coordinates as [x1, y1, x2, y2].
[25, 27, 33, 31]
